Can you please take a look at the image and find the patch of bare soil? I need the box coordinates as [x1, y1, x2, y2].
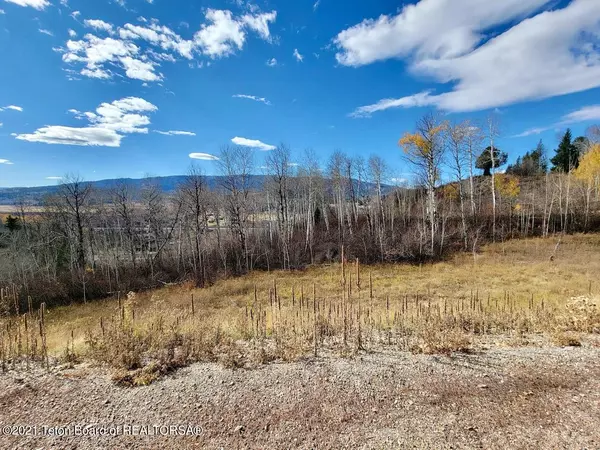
[1, 345, 599, 449]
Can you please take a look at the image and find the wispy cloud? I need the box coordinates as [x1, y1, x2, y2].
[46, 176, 63, 180]
[513, 127, 552, 138]
[0, 159, 14, 165]
[266, 57, 277, 67]
[561, 105, 600, 124]
[232, 94, 271, 106]
[0, 105, 23, 112]
[293, 48, 304, 62]
[154, 130, 196, 136]
[4, 0, 49, 10]
[38, 28, 54, 36]
[313, 0, 320, 11]
[231, 136, 276, 151]
[189, 152, 219, 161]
[84, 19, 114, 33]
[350, 92, 433, 118]
[514, 104, 600, 138]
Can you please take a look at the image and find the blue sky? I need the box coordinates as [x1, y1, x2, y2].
[1, 0, 600, 187]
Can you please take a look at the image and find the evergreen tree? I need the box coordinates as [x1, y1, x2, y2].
[551, 129, 580, 172]
[506, 140, 548, 176]
[476, 146, 508, 176]
[5, 215, 21, 232]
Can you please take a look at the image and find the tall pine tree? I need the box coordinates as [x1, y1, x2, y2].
[551, 129, 580, 172]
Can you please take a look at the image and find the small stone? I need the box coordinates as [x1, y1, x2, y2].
[477, 384, 488, 389]
[234, 425, 245, 434]
[103, 399, 111, 405]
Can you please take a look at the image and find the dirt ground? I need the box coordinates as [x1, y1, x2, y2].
[1, 342, 599, 449]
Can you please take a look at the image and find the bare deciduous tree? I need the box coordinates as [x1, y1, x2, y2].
[399, 113, 447, 255]
[218, 145, 254, 272]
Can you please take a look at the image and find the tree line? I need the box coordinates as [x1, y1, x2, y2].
[1, 115, 599, 310]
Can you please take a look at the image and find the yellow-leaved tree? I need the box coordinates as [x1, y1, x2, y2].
[574, 143, 600, 227]
[398, 113, 447, 255]
[494, 174, 520, 230]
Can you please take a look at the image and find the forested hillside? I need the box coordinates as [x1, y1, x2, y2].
[1, 117, 599, 309]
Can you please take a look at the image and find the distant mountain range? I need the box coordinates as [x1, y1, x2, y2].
[0, 175, 395, 206]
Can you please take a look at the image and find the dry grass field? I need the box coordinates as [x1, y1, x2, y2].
[1, 233, 598, 384]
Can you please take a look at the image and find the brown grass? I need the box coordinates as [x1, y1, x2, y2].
[1, 234, 600, 381]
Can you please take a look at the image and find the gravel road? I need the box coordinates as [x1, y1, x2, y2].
[1, 345, 599, 449]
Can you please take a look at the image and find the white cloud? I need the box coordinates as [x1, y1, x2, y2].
[293, 48, 303, 62]
[514, 104, 600, 137]
[17, 126, 122, 147]
[81, 66, 112, 79]
[0, 123, 3, 127]
[147, 50, 177, 63]
[231, 136, 275, 151]
[341, 0, 600, 115]
[61, 34, 165, 82]
[193, 9, 245, 58]
[193, 9, 277, 58]
[38, 28, 54, 36]
[15, 97, 157, 147]
[349, 91, 433, 118]
[155, 130, 196, 136]
[84, 19, 114, 33]
[313, 0, 320, 11]
[4, 0, 49, 10]
[70, 10, 80, 19]
[232, 94, 271, 105]
[513, 127, 551, 138]
[119, 23, 194, 59]
[561, 105, 600, 124]
[266, 57, 277, 67]
[241, 10, 277, 41]
[120, 56, 161, 81]
[60, 9, 277, 82]
[0, 105, 23, 112]
[189, 152, 219, 161]
[68, 29, 77, 38]
[335, 0, 550, 67]
[0, 159, 14, 165]
[0, 9, 5, 14]
[46, 176, 63, 180]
